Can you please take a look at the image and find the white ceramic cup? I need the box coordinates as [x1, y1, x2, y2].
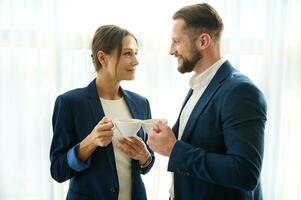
[141, 119, 168, 133]
[113, 119, 142, 137]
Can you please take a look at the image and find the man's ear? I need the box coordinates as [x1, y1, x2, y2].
[97, 51, 107, 66]
[196, 33, 211, 50]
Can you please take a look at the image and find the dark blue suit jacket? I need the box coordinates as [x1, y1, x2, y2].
[168, 61, 267, 200]
[50, 79, 154, 200]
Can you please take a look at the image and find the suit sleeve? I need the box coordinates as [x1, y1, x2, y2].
[139, 98, 155, 174]
[168, 82, 267, 191]
[50, 95, 91, 183]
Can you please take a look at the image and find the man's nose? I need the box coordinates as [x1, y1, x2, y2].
[169, 44, 175, 55]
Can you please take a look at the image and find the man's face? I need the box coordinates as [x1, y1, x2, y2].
[169, 19, 202, 73]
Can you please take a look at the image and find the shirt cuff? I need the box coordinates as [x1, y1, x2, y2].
[67, 143, 91, 172]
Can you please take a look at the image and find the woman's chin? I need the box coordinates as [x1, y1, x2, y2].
[123, 76, 135, 81]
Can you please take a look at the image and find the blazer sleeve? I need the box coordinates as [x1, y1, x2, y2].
[168, 82, 267, 191]
[50, 95, 91, 183]
[139, 98, 155, 174]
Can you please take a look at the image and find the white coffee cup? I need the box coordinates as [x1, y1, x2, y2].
[113, 119, 142, 137]
[141, 119, 168, 133]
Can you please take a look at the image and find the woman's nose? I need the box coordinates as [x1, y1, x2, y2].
[132, 55, 139, 66]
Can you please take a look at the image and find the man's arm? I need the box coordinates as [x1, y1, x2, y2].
[168, 83, 267, 191]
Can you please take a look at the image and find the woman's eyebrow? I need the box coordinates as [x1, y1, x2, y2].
[122, 48, 138, 52]
[122, 48, 134, 51]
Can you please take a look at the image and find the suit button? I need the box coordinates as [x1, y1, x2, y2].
[110, 187, 117, 193]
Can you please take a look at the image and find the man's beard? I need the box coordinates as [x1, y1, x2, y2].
[178, 49, 202, 74]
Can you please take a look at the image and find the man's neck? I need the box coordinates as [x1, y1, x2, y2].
[194, 49, 221, 74]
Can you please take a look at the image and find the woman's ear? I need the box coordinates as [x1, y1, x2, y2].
[196, 33, 211, 50]
[97, 51, 106, 66]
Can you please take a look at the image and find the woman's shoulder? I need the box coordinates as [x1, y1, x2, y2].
[55, 86, 89, 105]
[61, 87, 86, 98]
[121, 88, 148, 102]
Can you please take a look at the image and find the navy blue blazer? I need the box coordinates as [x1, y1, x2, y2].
[168, 61, 267, 200]
[50, 79, 154, 200]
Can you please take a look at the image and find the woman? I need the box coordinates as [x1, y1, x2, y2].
[50, 25, 154, 200]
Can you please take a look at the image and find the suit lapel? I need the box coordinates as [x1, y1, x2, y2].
[180, 61, 235, 141]
[172, 89, 193, 138]
[180, 80, 221, 141]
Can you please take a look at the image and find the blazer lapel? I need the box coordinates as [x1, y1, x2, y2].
[121, 88, 143, 170]
[180, 61, 235, 141]
[87, 83, 105, 124]
[121, 88, 140, 119]
[172, 89, 193, 138]
[86, 79, 117, 175]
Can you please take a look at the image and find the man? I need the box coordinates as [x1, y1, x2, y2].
[147, 3, 267, 200]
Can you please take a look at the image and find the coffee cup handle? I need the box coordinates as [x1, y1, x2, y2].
[111, 121, 116, 130]
[112, 121, 121, 135]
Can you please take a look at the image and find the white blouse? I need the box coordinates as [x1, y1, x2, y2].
[100, 97, 132, 200]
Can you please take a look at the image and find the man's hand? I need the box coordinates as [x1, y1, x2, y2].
[147, 121, 177, 156]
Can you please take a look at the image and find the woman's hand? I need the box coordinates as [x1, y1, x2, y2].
[77, 117, 113, 162]
[117, 136, 151, 166]
[89, 117, 114, 147]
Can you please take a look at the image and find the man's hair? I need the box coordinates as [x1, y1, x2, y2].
[173, 3, 224, 43]
[91, 25, 137, 71]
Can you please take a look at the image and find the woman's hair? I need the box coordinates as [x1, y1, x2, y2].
[91, 25, 137, 71]
[173, 3, 224, 44]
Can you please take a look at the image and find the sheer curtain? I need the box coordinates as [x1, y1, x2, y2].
[0, 0, 300, 199]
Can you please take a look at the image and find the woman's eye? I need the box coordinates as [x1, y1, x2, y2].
[124, 52, 132, 56]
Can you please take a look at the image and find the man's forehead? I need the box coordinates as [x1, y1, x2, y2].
[173, 19, 189, 34]
[172, 20, 190, 39]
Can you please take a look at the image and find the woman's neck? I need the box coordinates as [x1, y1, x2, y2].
[95, 74, 121, 100]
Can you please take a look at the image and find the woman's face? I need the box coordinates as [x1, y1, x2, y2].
[106, 35, 139, 81]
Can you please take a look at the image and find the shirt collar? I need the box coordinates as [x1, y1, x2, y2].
[189, 57, 227, 90]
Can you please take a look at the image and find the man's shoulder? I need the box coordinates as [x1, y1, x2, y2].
[221, 71, 266, 107]
[226, 71, 260, 92]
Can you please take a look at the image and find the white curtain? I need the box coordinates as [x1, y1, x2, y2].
[0, 0, 300, 199]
